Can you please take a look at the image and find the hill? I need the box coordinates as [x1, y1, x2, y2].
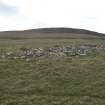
[27, 27, 105, 36]
[0, 28, 105, 40]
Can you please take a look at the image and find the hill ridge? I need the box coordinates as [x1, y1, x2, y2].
[27, 27, 105, 36]
[0, 27, 105, 40]
[1, 27, 105, 36]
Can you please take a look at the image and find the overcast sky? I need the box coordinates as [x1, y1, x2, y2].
[0, 0, 105, 33]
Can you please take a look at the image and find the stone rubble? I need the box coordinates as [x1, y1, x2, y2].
[0, 44, 104, 60]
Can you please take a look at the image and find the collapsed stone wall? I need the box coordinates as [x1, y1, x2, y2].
[0, 44, 100, 60]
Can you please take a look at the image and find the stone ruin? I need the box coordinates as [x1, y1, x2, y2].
[0, 45, 91, 60]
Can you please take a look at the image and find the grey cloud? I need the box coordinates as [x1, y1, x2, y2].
[0, 2, 18, 16]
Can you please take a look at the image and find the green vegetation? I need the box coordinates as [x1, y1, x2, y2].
[0, 31, 105, 105]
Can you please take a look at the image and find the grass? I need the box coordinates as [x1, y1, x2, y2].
[0, 32, 105, 104]
[0, 54, 105, 104]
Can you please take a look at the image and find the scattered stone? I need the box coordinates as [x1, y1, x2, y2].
[1, 44, 104, 60]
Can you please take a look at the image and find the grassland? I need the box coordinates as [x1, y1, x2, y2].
[0, 30, 105, 105]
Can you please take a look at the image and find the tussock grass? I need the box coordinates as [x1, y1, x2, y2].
[0, 53, 105, 104]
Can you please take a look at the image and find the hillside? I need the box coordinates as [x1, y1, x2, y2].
[27, 27, 105, 35]
[0, 28, 105, 40]
[1, 27, 105, 104]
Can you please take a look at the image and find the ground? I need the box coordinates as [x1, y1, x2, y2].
[0, 32, 105, 105]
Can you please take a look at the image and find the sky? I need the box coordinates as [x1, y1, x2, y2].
[0, 0, 105, 33]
